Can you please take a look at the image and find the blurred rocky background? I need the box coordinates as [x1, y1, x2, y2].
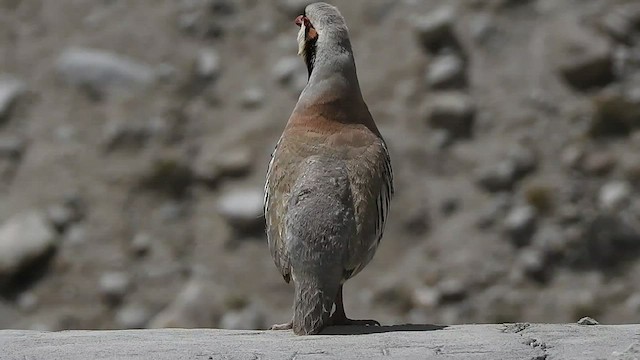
[1, 0, 640, 331]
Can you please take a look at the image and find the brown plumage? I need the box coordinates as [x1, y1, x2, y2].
[264, 2, 393, 335]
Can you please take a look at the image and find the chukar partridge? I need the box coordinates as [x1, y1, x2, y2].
[264, 2, 393, 335]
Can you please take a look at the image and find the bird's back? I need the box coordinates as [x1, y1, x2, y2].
[265, 103, 390, 283]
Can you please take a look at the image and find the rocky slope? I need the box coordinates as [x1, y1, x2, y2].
[1, 0, 640, 331]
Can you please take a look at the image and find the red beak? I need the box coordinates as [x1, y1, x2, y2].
[295, 15, 306, 27]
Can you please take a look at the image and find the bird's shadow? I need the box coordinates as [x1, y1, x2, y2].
[319, 323, 447, 335]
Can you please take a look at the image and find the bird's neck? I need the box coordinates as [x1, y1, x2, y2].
[296, 44, 364, 113]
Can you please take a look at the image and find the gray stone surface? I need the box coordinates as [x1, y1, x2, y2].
[0, 324, 638, 359]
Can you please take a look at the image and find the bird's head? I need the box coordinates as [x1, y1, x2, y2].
[294, 2, 352, 77]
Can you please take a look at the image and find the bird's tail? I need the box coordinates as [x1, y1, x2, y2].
[291, 269, 340, 335]
[285, 156, 355, 335]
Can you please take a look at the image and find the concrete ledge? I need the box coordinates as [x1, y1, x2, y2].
[1, 323, 639, 359]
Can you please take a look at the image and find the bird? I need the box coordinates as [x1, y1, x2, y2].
[264, 2, 393, 335]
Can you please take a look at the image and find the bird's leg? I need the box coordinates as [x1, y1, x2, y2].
[270, 318, 293, 331]
[329, 285, 380, 326]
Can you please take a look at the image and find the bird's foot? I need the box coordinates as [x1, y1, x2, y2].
[328, 314, 380, 327]
[270, 321, 293, 331]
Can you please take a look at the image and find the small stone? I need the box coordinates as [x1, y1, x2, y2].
[582, 151, 616, 175]
[149, 279, 220, 328]
[437, 279, 467, 303]
[589, 85, 640, 137]
[413, 6, 459, 53]
[46, 204, 81, 232]
[0, 75, 26, 123]
[426, 92, 475, 139]
[193, 146, 252, 184]
[101, 120, 152, 151]
[599, 181, 632, 210]
[504, 205, 537, 247]
[426, 53, 466, 89]
[412, 287, 440, 308]
[597, 4, 640, 44]
[64, 225, 87, 245]
[508, 145, 537, 178]
[115, 304, 150, 329]
[515, 249, 547, 282]
[555, 24, 614, 90]
[217, 188, 264, 233]
[561, 145, 585, 169]
[16, 292, 39, 312]
[0, 212, 57, 280]
[99, 271, 131, 305]
[140, 157, 193, 197]
[195, 48, 221, 80]
[533, 225, 567, 257]
[131, 233, 152, 257]
[476, 161, 518, 192]
[56, 47, 155, 97]
[219, 304, 266, 330]
[577, 316, 599, 325]
[240, 87, 265, 109]
[476, 193, 512, 229]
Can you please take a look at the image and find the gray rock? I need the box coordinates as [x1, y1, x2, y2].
[99, 272, 131, 305]
[533, 225, 567, 257]
[426, 92, 475, 139]
[476, 193, 512, 229]
[240, 87, 265, 109]
[16, 292, 39, 313]
[219, 304, 266, 330]
[3, 324, 640, 359]
[590, 85, 640, 137]
[555, 24, 614, 90]
[504, 205, 537, 247]
[195, 48, 221, 80]
[582, 151, 616, 175]
[217, 188, 264, 232]
[102, 120, 151, 151]
[476, 161, 518, 192]
[561, 145, 585, 169]
[508, 145, 537, 178]
[0, 76, 26, 123]
[412, 287, 440, 308]
[56, 47, 155, 96]
[115, 304, 150, 329]
[413, 6, 459, 53]
[46, 203, 81, 232]
[130, 233, 152, 257]
[426, 53, 466, 89]
[0, 212, 57, 280]
[597, 4, 640, 44]
[599, 181, 632, 211]
[193, 146, 252, 184]
[577, 316, 599, 325]
[149, 279, 220, 328]
[437, 279, 467, 303]
[514, 249, 548, 282]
